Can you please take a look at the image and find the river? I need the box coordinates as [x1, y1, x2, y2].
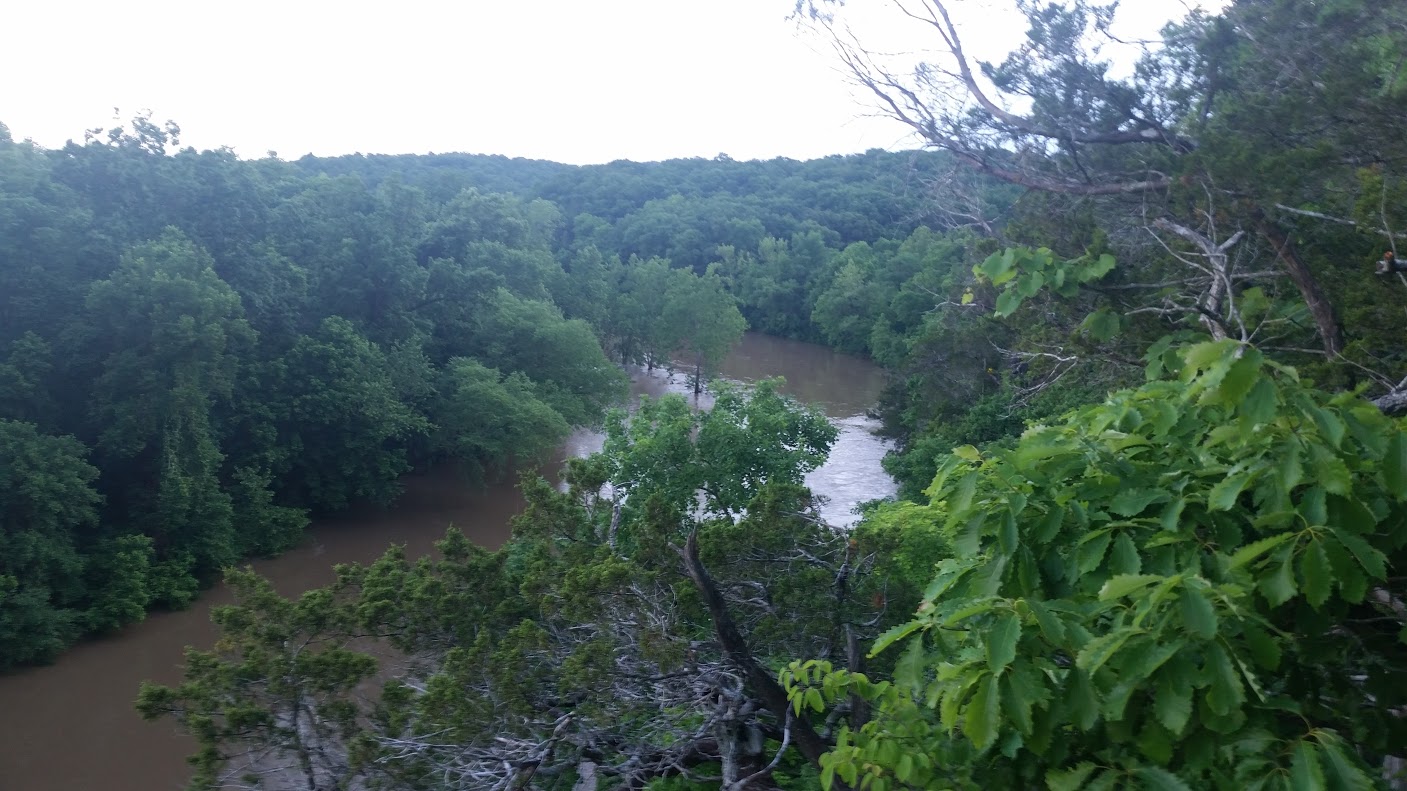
[0, 333, 895, 791]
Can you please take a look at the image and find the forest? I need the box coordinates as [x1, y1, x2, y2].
[4, 0, 1407, 788]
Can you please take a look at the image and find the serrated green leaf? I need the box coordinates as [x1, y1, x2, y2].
[1180, 588, 1218, 639]
[1110, 488, 1164, 517]
[1002, 668, 1035, 735]
[1155, 675, 1193, 734]
[1259, 549, 1298, 606]
[1308, 445, 1351, 496]
[1300, 538, 1333, 608]
[1289, 740, 1325, 791]
[1099, 574, 1164, 600]
[1136, 766, 1194, 791]
[1077, 628, 1138, 675]
[987, 612, 1021, 672]
[1213, 349, 1263, 406]
[1046, 761, 1098, 791]
[1209, 473, 1251, 511]
[1204, 643, 1245, 716]
[872, 621, 922, 655]
[1026, 598, 1067, 645]
[1240, 377, 1279, 425]
[1160, 498, 1186, 531]
[1076, 530, 1113, 574]
[1329, 527, 1388, 580]
[1277, 442, 1305, 493]
[964, 674, 1001, 751]
[1316, 732, 1375, 791]
[1228, 533, 1296, 570]
[1109, 532, 1142, 575]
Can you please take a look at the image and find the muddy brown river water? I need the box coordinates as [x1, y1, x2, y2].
[0, 333, 895, 791]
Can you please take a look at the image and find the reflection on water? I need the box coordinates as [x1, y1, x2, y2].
[0, 333, 896, 791]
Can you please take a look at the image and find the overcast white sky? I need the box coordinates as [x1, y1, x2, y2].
[1, 0, 1218, 164]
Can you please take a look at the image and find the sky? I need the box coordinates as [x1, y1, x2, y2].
[1, 0, 1220, 165]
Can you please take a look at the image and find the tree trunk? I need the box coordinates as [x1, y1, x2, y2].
[1255, 213, 1344, 356]
[679, 530, 840, 780]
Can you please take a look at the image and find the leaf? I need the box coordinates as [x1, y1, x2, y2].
[1239, 377, 1279, 425]
[987, 612, 1022, 672]
[964, 674, 1001, 751]
[1154, 675, 1193, 735]
[1077, 628, 1138, 675]
[1213, 349, 1263, 406]
[1110, 488, 1164, 517]
[1227, 533, 1296, 570]
[1289, 740, 1325, 791]
[995, 289, 1024, 317]
[1099, 574, 1163, 601]
[1316, 732, 1376, 791]
[1299, 538, 1333, 608]
[1076, 530, 1113, 574]
[1026, 598, 1067, 645]
[1109, 532, 1142, 575]
[1384, 432, 1407, 494]
[953, 444, 981, 461]
[1179, 588, 1218, 639]
[1046, 761, 1098, 791]
[1328, 527, 1388, 580]
[1258, 549, 1298, 606]
[1136, 766, 1194, 791]
[1308, 445, 1351, 496]
[1203, 644, 1245, 716]
[1081, 308, 1121, 342]
[872, 621, 922, 655]
[1208, 473, 1251, 512]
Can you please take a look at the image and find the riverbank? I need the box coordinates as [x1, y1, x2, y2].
[0, 334, 896, 790]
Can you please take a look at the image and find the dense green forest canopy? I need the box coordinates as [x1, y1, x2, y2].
[7, 0, 1407, 787]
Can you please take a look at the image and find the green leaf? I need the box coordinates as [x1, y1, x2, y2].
[1099, 574, 1163, 600]
[1239, 378, 1279, 425]
[1077, 628, 1138, 675]
[1136, 766, 1194, 791]
[995, 289, 1024, 318]
[1154, 675, 1193, 735]
[987, 612, 1021, 672]
[1227, 533, 1296, 570]
[871, 621, 922, 655]
[1259, 549, 1298, 606]
[1316, 732, 1375, 791]
[1308, 445, 1351, 496]
[1109, 532, 1142, 575]
[1026, 598, 1067, 644]
[1110, 488, 1164, 517]
[964, 674, 1001, 751]
[1299, 538, 1333, 608]
[1384, 432, 1407, 494]
[1047, 762, 1098, 791]
[1208, 473, 1251, 512]
[1081, 308, 1121, 342]
[953, 444, 981, 461]
[1289, 740, 1326, 791]
[1076, 530, 1112, 574]
[1329, 527, 1388, 580]
[1179, 588, 1218, 639]
[1204, 643, 1245, 716]
[1213, 349, 1263, 406]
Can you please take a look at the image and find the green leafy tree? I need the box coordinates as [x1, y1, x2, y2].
[0, 420, 102, 668]
[790, 339, 1407, 790]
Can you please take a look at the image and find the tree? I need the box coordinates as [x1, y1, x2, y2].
[806, 0, 1355, 359]
[789, 338, 1407, 790]
[139, 383, 909, 790]
[0, 420, 101, 668]
[661, 269, 749, 395]
[80, 229, 254, 598]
